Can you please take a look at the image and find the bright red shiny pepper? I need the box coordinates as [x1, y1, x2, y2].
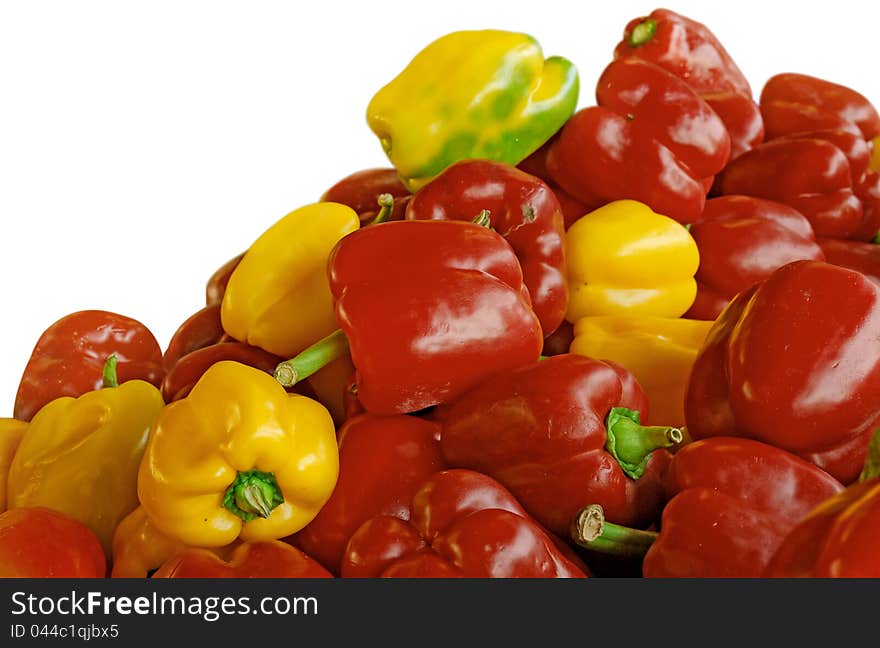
[14, 310, 164, 422]
[320, 220, 543, 415]
[685, 260, 880, 484]
[406, 159, 568, 337]
[545, 58, 731, 224]
[0, 507, 107, 578]
[295, 414, 445, 574]
[760, 73, 880, 142]
[572, 437, 843, 577]
[717, 138, 868, 239]
[686, 195, 825, 320]
[517, 138, 590, 230]
[152, 540, 333, 578]
[613, 8, 763, 160]
[340, 469, 588, 578]
[438, 354, 680, 538]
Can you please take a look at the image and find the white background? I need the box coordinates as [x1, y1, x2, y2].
[1, 0, 877, 416]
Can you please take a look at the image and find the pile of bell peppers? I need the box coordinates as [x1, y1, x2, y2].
[4, 8, 880, 581]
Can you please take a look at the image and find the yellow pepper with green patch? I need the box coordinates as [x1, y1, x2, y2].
[137, 361, 338, 548]
[367, 30, 579, 191]
[570, 315, 714, 427]
[220, 202, 360, 358]
[565, 199, 699, 322]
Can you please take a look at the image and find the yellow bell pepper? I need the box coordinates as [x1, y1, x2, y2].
[367, 29, 579, 191]
[570, 315, 714, 427]
[565, 199, 699, 322]
[7, 373, 164, 554]
[220, 202, 360, 358]
[138, 360, 339, 548]
[111, 506, 187, 578]
[0, 419, 28, 513]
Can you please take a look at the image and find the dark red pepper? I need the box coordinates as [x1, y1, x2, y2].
[685, 259, 880, 483]
[614, 8, 763, 160]
[686, 195, 825, 320]
[406, 159, 568, 337]
[274, 220, 543, 415]
[321, 167, 411, 225]
[764, 435, 880, 578]
[14, 310, 164, 421]
[818, 236, 880, 285]
[339, 469, 588, 578]
[437, 354, 680, 538]
[152, 540, 333, 578]
[518, 138, 590, 229]
[205, 253, 245, 307]
[571, 437, 843, 577]
[546, 58, 731, 224]
[294, 414, 445, 574]
[162, 304, 228, 372]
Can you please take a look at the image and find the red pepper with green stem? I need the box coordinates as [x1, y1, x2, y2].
[685, 195, 825, 320]
[685, 259, 880, 484]
[614, 8, 763, 160]
[406, 159, 568, 337]
[273, 219, 544, 415]
[14, 310, 164, 421]
[321, 167, 411, 225]
[340, 469, 588, 578]
[294, 414, 445, 574]
[437, 354, 682, 539]
[517, 137, 590, 230]
[545, 57, 731, 224]
[571, 437, 843, 577]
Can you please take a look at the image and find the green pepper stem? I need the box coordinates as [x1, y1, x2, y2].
[371, 193, 394, 225]
[859, 427, 880, 482]
[570, 504, 658, 559]
[605, 407, 683, 479]
[628, 18, 657, 47]
[222, 469, 284, 522]
[102, 354, 119, 388]
[872, 230, 880, 245]
[274, 329, 350, 387]
[472, 209, 492, 228]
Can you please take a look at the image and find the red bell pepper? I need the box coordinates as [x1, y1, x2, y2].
[613, 8, 763, 160]
[571, 437, 843, 577]
[406, 159, 568, 337]
[340, 469, 588, 578]
[685, 259, 880, 484]
[518, 138, 590, 230]
[717, 137, 869, 239]
[321, 167, 410, 225]
[0, 507, 107, 578]
[162, 304, 228, 372]
[14, 310, 165, 421]
[437, 354, 681, 538]
[545, 58, 731, 224]
[205, 252, 244, 307]
[764, 438, 880, 578]
[760, 73, 880, 142]
[273, 220, 544, 415]
[295, 414, 445, 574]
[818, 236, 880, 285]
[686, 195, 825, 320]
[152, 540, 332, 578]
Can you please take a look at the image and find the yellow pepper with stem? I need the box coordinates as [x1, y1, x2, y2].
[221, 202, 360, 358]
[570, 315, 714, 428]
[367, 30, 579, 191]
[0, 419, 28, 513]
[137, 361, 338, 548]
[7, 357, 164, 554]
[565, 200, 699, 323]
